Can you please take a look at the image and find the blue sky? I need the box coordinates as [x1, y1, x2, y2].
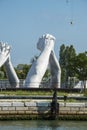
[0, 0, 87, 66]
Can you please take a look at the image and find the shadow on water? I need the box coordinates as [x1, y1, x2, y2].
[0, 120, 60, 130]
[0, 120, 87, 130]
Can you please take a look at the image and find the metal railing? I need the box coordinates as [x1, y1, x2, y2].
[0, 79, 82, 93]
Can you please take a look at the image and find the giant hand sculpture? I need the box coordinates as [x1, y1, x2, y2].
[24, 34, 55, 88]
[0, 34, 61, 88]
[24, 34, 61, 88]
[0, 42, 20, 88]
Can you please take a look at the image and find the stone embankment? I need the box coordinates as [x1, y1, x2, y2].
[0, 98, 87, 120]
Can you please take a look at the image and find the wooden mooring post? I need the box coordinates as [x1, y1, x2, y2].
[51, 88, 59, 119]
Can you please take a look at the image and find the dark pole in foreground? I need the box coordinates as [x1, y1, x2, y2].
[51, 87, 59, 119]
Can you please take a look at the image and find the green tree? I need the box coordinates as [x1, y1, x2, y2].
[0, 66, 7, 79]
[74, 52, 87, 90]
[59, 44, 76, 87]
[59, 44, 66, 84]
[15, 64, 31, 79]
[0, 71, 4, 79]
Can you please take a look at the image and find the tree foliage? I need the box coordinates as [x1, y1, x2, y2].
[73, 52, 87, 82]
[0, 66, 7, 79]
[0, 71, 4, 79]
[15, 64, 31, 79]
[59, 44, 76, 87]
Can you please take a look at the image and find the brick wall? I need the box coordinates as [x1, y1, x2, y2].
[0, 100, 87, 120]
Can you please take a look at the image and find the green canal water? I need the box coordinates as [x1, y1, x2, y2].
[0, 120, 87, 130]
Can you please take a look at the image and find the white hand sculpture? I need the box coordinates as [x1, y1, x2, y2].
[0, 42, 20, 88]
[25, 34, 55, 88]
[49, 50, 61, 88]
